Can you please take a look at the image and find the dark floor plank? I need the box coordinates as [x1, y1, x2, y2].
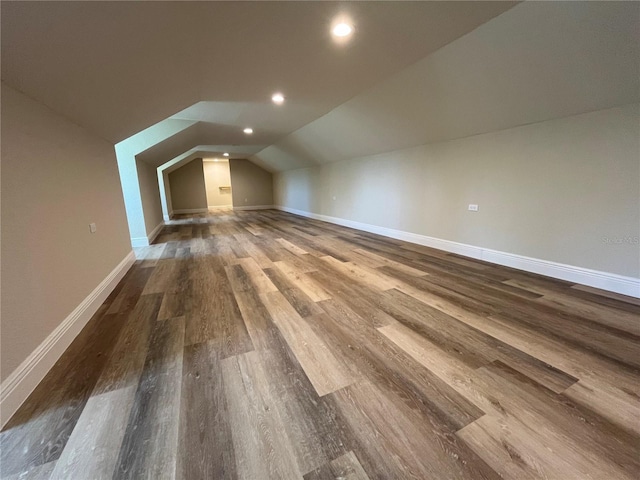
[113, 317, 184, 479]
[49, 294, 163, 479]
[0, 308, 128, 475]
[303, 451, 370, 480]
[177, 340, 237, 480]
[5, 209, 640, 480]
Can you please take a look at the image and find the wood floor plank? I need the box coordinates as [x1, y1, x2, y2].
[233, 234, 274, 268]
[2, 460, 56, 480]
[256, 339, 351, 474]
[6, 209, 639, 479]
[348, 248, 429, 277]
[570, 283, 640, 308]
[49, 294, 163, 480]
[263, 266, 324, 318]
[0, 307, 128, 476]
[311, 303, 486, 431]
[113, 317, 185, 479]
[275, 237, 309, 255]
[305, 268, 397, 329]
[273, 261, 332, 302]
[221, 351, 303, 479]
[107, 265, 154, 315]
[457, 361, 639, 480]
[184, 256, 254, 354]
[379, 288, 578, 393]
[236, 257, 279, 294]
[136, 244, 168, 268]
[331, 381, 501, 480]
[142, 258, 178, 295]
[177, 340, 237, 479]
[320, 256, 400, 291]
[303, 451, 370, 480]
[259, 291, 355, 396]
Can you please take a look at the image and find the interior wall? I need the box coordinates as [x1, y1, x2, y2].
[168, 158, 208, 211]
[115, 119, 195, 243]
[1, 83, 132, 382]
[229, 159, 273, 207]
[136, 160, 164, 235]
[252, 1, 639, 172]
[203, 161, 233, 207]
[274, 104, 640, 280]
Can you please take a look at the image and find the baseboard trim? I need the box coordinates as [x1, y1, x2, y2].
[147, 221, 164, 244]
[130, 221, 164, 247]
[233, 205, 275, 211]
[275, 206, 640, 299]
[0, 251, 136, 428]
[163, 211, 175, 222]
[172, 208, 208, 214]
[208, 205, 233, 209]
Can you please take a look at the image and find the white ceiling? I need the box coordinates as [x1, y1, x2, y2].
[2, 0, 516, 169]
[252, 1, 640, 171]
[9, 2, 635, 176]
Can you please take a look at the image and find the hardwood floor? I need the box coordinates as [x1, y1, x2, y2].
[2, 209, 639, 479]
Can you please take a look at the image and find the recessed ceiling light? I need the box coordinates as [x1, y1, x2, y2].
[243, 127, 253, 134]
[272, 93, 285, 105]
[223, 152, 229, 157]
[332, 22, 353, 38]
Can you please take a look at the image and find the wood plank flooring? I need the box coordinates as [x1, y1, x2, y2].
[2, 209, 639, 479]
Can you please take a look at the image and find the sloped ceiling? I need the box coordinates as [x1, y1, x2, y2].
[1, 0, 516, 168]
[6, 2, 635, 175]
[252, 1, 640, 171]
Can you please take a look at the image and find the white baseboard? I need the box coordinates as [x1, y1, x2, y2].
[147, 221, 164, 244]
[208, 204, 233, 209]
[233, 205, 275, 211]
[163, 211, 175, 222]
[130, 221, 164, 247]
[276, 206, 640, 299]
[172, 208, 208, 214]
[0, 251, 136, 428]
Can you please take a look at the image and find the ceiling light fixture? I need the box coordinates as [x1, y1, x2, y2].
[332, 22, 353, 38]
[223, 152, 229, 157]
[272, 93, 285, 105]
[243, 127, 253, 134]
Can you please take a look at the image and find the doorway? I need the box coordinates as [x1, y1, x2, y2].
[203, 159, 233, 209]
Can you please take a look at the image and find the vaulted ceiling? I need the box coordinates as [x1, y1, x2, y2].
[3, 1, 638, 174]
[2, 1, 516, 171]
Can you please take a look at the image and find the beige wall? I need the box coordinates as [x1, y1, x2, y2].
[1, 83, 132, 381]
[229, 159, 273, 207]
[203, 161, 233, 207]
[274, 104, 640, 279]
[168, 158, 207, 211]
[253, 2, 639, 172]
[136, 160, 164, 235]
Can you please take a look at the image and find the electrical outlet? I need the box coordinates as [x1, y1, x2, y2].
[468, 204, 479, 212]
[89, 223, 97, 233]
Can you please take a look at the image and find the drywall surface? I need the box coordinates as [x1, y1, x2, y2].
[274, 104, 640, 279]
[229, 159, 273, 207]
[203, 161, 233, 207]
[116, 119, 195, 241]
[1, 83, 132, 381]
[253, 1, 639, 171]
[136, 160, 164, 235]
[168, 158, 207, 211]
